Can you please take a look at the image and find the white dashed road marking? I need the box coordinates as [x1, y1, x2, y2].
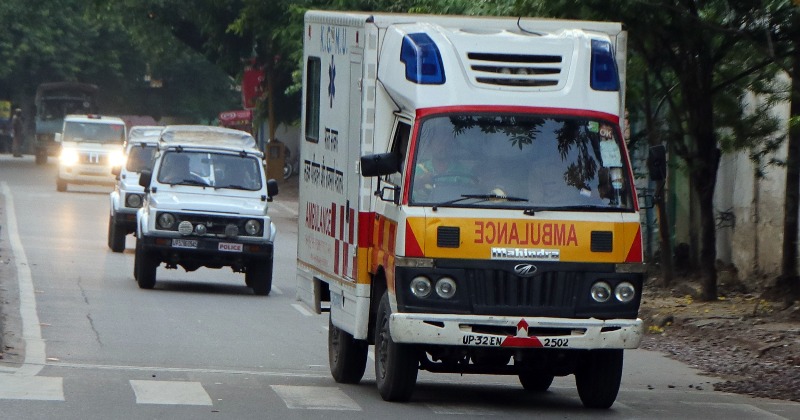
[130, 380, 213, 405]
[271, 385, 361, 411]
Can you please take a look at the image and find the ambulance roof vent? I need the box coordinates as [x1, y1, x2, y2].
[467, 52, 562, 88]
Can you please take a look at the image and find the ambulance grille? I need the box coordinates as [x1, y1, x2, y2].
[437, 226, 460, 248]
[467, 52, 562, 87]
[591, 231, 613, 252]
[470, 270, 577, 315]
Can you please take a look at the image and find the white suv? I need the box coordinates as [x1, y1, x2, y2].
[107, 126, 163, 252]
[134, 125, 279, 295]
[56, 114, 127, 192]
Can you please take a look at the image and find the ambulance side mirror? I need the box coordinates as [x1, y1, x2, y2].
[360, 153, 399, 177]
[361, 153, 401, 204]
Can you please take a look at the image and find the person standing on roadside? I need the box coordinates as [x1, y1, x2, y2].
[11, 108, 24, 157]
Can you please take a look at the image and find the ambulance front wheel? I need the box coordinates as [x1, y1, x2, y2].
[374, 292, 419, 402]
[328, 316, 368, 384]
[574, 349, 623, 409]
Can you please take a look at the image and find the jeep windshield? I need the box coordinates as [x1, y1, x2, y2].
[409, 113, 636, 211]
[62, 121, 125, 144]
[157, 150, 262, 190]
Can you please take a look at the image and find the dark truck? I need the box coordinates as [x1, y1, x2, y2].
[34, 82, 99, 164]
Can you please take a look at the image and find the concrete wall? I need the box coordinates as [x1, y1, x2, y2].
[714, 89, 790, 281]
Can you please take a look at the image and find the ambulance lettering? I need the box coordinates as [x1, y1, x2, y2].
[305, 201, 334, 236]
[474, 221, 578, 246]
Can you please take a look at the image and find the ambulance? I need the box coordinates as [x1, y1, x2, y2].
[297, 11, 644, 409]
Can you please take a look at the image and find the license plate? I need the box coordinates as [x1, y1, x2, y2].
[219, 242, 243, 252]
[172, 239, 198, 248]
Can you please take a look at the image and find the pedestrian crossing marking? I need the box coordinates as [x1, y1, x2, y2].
[0, 374, 64, 401]
[130, 380, 212, 405]
[426, 403, 503, 416]
[271, 385, 361, 411]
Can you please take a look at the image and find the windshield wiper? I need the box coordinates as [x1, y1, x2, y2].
[217, 184, 249, 190]
[174, 179, 208, 187]
[432, 194, 528, 210]
[522, 204, 623, 216]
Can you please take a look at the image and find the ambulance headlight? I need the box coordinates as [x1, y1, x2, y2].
[435, 277, 457, 299]
[410, 276, 432, 298]
[60, 148, 79, 166]
[590, 281, 612, 303]
[615, 282, 636, 303]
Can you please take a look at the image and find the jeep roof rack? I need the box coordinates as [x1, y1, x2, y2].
[159, 125, 259, 153]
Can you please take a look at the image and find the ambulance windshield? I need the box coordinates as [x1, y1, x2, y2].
[409, 114, 635, 211]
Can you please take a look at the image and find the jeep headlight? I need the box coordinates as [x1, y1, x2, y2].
[109, 150, 126, 168]
[60, 148, 79, 166]
[157, 212, 176, 230]
[244, 219, 261, 236]
[125, 193, 143, 208]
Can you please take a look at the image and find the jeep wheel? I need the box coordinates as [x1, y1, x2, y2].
[518, 371, 554, 392]
[247, 258, 273, 296]
[575, 349, 623, 409]
[134, 239, 158, 289]
[108, 216, 126, 253]
[374, 292, 419, 402]
[328, 316, 368, 384]
[56, 178, 67, 192]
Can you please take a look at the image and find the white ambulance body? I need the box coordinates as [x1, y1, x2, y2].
[297, 11, 643, 408]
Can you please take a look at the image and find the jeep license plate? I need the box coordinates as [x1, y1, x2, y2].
[172, 239, 198, 248]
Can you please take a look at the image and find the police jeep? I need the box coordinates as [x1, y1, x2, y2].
[134, 125, 279, 295]
[108, 126, 163, 252]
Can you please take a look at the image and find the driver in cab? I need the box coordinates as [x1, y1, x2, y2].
[411, 139, 474, 202]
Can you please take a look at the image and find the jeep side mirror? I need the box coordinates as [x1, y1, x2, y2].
[139, 169, 152, 191]
[266, 179, 279, 202]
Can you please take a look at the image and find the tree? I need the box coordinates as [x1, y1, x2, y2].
[516, 0, 786, 300]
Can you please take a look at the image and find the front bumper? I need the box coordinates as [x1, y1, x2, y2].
[59, 164, 116, 185]
[140, 234, 273, 259]
[390, 313, 642, 349]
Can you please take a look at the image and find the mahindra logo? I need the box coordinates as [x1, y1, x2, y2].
[514, 264, 538, 277]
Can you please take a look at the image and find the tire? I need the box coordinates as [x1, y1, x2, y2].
[374, 292, 418, 402]
[108, 216, 126, 253]
[518, 371, 555, 392]
[283, 162, 293, 180]
[56, 178, 67, 192]
[247, 258, 273, 296]
[328, 316, 368, 384]
[575, 349, 623, 409]
[134, 238, 158, 289]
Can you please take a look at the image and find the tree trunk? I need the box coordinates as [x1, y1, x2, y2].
[778, 19, 800, 300]
[267, 67, 276, 141]
[693, 152, 720, 301]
